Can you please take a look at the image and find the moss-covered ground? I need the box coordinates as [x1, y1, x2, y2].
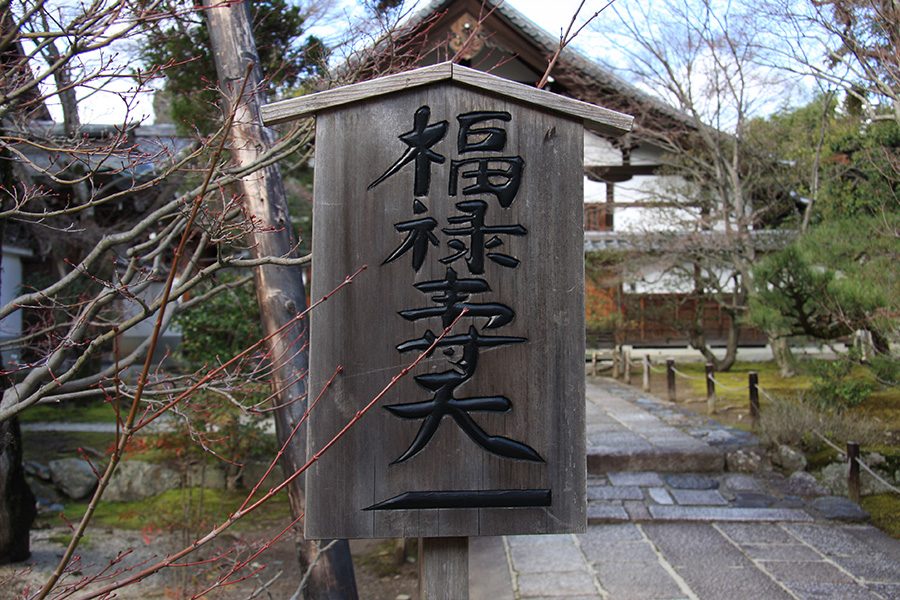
[38, 487, 292, 534]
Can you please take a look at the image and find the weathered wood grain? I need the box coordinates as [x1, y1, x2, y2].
[419, 538, 468, 600]
[306, 81, 586, 539]
[261, 62, 632, 136]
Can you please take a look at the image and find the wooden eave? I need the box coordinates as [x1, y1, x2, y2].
[397, 0, 693, 134]
[261, 61, 633, 137]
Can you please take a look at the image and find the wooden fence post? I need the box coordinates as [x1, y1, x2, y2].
[624, 350, 632, 384]
[642, 355, 651, 392]
[591, 351, 597, 376]
[666, 358, 676, 402]
[419, 538, 468, 600]
[612, 346, 621, 379]
[847, 441, 861, 504]
[706, 363, 716, 415]
[748, 371, 759, 427]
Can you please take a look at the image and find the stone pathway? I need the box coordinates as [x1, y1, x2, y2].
[471, 520, 900, 600]
[468, 377, 900, 600]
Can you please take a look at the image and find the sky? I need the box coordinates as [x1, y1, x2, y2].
[48, 0, 608, 125]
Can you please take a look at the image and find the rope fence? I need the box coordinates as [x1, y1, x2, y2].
[588, 347, 900, 504]
[756, 385, 778, 403]
[707, 375, 750, 393]
[587, 349, 765, 418]
[810, 430, 900, 499]
[669, 366, 708, 381]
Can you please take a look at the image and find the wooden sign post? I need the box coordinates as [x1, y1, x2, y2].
[262, 63, 632, 598]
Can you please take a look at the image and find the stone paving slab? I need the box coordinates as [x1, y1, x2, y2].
[585, 381, 726, 473]
[648, 505, 814, 522]
[468, 377, 900, 600]
[471, 521, 900, 600]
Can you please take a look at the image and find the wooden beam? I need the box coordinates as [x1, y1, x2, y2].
[585, 164, 660, 183]
[419, 538, 469, 600]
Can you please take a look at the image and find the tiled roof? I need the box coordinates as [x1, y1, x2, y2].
[410, 0, 692, 126]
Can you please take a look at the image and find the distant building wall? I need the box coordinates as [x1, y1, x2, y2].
[1, 245, 31, 364]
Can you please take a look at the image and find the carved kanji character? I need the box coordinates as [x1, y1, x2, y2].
[448, 157, 524, 207]
[399, 267, 515, 329]
[441, 200, 527, 273]
[383, 217, 440, 271]
[368, 106, 448, 197]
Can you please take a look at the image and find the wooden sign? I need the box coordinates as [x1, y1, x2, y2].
[262, 63, 632, 539]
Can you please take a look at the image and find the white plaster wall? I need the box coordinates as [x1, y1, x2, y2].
[1, 246, 30, 363]
[584, 177, 606, 204]
[613, 175, 700, 232]
[630, 143, 664, 165]
[584, 131, 621, 166]
[628, 263, 739, 295]
[628, 267, 694, 295]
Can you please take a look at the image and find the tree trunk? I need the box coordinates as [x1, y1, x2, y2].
[768, 333, 797, 378]
[203, 3, 358, 598]
[0, 417, 36, 564]
[0, 148, 37, 564]
[688, 302, 739, 372]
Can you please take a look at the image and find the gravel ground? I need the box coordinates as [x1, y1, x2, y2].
[1, 523, 417, 600]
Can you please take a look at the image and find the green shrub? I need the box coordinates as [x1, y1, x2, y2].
[174, 273, 261, 370]
[806, 358, 877, 410]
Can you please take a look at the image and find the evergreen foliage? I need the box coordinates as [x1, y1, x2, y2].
[142, 0, 327, 133]
[174, 275, 261, 369]
[748, 96, 900, 391]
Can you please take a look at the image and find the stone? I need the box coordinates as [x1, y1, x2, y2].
[703, 430, 738, 444]
[593, 561, 685, 599]
[587, 485, 643, 500]
[774, 445, 807, 473]
[760, 560, 856, 584]
[665, 473, 719, 490]
[606, 471, 665, 487]
[623, 501, 651, 521]
[507, 534, 574, 548]
[864, 452, 886, 467]
[772, 471, 827, 497]
[721, 473, 763, 492]
[587, 503, 629, 524]
[772, 495, 805, 509]
[648, 487, 674, 505]
[105, 461, 180, 502]
[509, 543, 586, 573]
[733, 493, 776, 508]
[515, 571, 598, 598]
[24, 461, 51, 480]
[818, 462, 894, 497]
[648, 505, 813, 522]
[818, 462, 848, 495]
[48, 457, 98, 500]
[726, 449, 772, 473]
[184, 464, 227, 490]
[676, 565, 797, 600]
[27, 476, 64, 504]
[741, 543, 823, 561]
[36, 499, 65, 515]
[715, 522, 799, 544]
[670, 489, 729, 506]
[809, 496, 870, 523]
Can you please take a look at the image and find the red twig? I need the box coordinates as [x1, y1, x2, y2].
[67, 309, 467, 600]
[238, 365, 342, 512]
[537, 0, 617, 89]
